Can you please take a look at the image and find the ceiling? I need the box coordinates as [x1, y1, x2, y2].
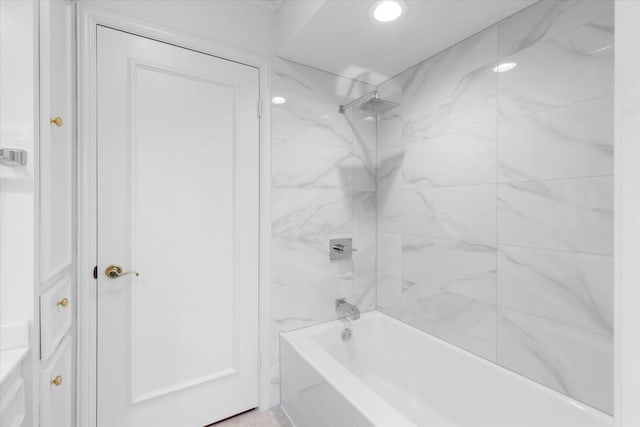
[277, 0, 537, 85]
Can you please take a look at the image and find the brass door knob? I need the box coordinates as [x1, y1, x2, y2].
[50, 117, 63, 127]
[105, 264, 139, 279]
[52, 375, 63, 386]
[57, 298, 69, 308]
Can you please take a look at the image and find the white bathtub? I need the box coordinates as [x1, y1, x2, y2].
[280, 311, 613, 427]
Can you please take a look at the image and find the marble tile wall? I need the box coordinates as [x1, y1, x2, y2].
[376, 0, 614, 413]
[270, 58, 376, 405]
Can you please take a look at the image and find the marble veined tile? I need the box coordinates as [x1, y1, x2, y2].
[271, 189, 353, 285]
[273, 58, 373, 104]
[402, 235, 496, 305]
[271, 236, 377, 334]
[353, 232, 376, 275]
[498, 177, 613, 255]
[376, 273, 402, 309]
[498, 95, 613, 182]
[271, 277, 352, 332]
[498, 14, 614, 119]
[376, 233, 401, 278]
[377, 188, 401, 234]
[376, 72, 405, 150]
[498, 245, 612, 335]
[272, 58, 372, 148]
[271, 90, 352, 149]
[352, 146, 376, 191]
[353, 191, 376, 234]
[402, 185, 497, 244]
[272, 236, 352, 286]
[352, 272, 376, 314]
[383, 292, 497, 361]
[402, 63, 497, 143]
[498, 0, 613, 58]
[377, 146, 404, 191]
[377, 111, 403, 150]
[497, 308, 613, 413]
[272, 141, 352, 189]
[377, 69, 407, 105]
[272, 189, 352, 241]
[346, 103, 377, 152]
[403, 125, 496, 188]
[403, 26, 497, 95]
[352, 233, 377, 312]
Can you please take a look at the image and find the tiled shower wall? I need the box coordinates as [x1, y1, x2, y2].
[270, 58, 377, 405]
[376, 0, 614, 413]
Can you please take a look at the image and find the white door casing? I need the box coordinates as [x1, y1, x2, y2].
[96, 26, 260, 427]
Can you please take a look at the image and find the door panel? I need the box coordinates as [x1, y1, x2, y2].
[96, 27, 259, 427]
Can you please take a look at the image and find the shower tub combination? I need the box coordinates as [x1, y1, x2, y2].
[280, 311, 613, 427]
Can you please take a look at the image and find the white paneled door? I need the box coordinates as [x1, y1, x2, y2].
[96, 27, 260, 427]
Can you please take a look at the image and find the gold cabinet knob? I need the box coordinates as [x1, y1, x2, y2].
[52, 375, 63, 386]
[50, 117, 63, 127]
[105, 264, 139, 279]
[57, 298, 69, 308]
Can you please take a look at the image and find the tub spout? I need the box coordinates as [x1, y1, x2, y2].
[335, 298, 360, 320]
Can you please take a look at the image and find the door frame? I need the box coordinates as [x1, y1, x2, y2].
[76, 5, 273, 426]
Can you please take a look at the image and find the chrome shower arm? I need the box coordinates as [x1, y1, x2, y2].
[338, 90, 379, 114]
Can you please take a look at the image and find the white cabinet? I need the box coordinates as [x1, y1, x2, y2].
[39, 0, 74, 284]
[38, 1, 75, 426]
[40, 337, 72, 427]
[40, 278, 72, 360]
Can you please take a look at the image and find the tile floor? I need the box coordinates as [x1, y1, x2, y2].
[210, 407, 294, 427]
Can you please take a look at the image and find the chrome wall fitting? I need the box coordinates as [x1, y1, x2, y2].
[0, 148, 27, 166]
[336, 298, 360, 320]
[330, 238, 354, 260]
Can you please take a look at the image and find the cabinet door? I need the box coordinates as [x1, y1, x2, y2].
[40, 336, 72, 427]
[39, 0, 73, 283]
[40, 277, 72, 360]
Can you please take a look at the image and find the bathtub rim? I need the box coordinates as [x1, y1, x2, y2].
[280, 314, 417, 426]
[280, 310, 613, 426]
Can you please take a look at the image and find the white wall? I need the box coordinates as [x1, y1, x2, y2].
[0, 0, 36, 327]
[615, 2, 640, 426]
[0, 2, 37, 427]
[79, 0, 277, 57]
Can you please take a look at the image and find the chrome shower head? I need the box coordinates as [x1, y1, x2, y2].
[358, 95, 399, 115]
[338, 90, 399, 115]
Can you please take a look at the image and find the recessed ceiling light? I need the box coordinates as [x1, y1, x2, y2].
[370, 0, 407, 23]
[271, 96, 286, 105]
[363, 116, 376, 122]
[493, 63, 517, 73]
